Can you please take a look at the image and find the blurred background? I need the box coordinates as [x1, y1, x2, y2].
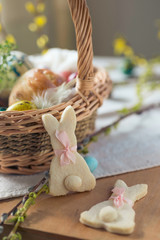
[0, 0, 160, 58]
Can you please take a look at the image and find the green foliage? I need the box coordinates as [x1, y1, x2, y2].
[5, 216, 18, 224]
[104, 127, 111, 136]
[135, 61, 159, 107]
[90, 136, 98, 142]
[131, 103, 142, 112]
[113, 122, 119, 130]
[0, 40, 16, 90]
[118, 103, 142, 115]
[4, 232, 22, 240]
[118, 107, 130, 115]
[3, 184, 49, 240]
[81, 146, 89, 154]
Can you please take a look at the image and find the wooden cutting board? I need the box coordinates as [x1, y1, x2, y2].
[1, 167, 160, 240]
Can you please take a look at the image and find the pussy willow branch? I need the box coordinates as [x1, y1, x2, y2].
[90, 102, 160, 138]
[4, 184, 49, 240]
[0, 176, 47, 228]
[78, 102, 160, 153]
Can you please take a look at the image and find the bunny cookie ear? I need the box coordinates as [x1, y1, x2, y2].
[128, 184, 148, 202]
[42, 114, 59, 136]
[114, 180, 148, 203]
[114, 180, 128, 189]
[60, 106, 76, 132]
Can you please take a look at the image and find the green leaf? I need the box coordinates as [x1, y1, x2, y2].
[81, 146, 89, 155]
[105, 127, 111, 136]
[131, 103, 142, 112]
[90, 136, 98, 142]
[118, 107, 130, 115]
[6, 216, 18, 224]
[10, 232, 22, 240]
[113, 123, 119, 130]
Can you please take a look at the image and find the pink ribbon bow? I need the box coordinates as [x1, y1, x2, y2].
[110, 187, 133, 208]
[54, 130, 77, 166]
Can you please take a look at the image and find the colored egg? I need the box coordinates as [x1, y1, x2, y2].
[0, 107, 7, 111]
[122, 58, 135, 76]
[84, 156, 98, 173]
[6, 100, 37, 111]
[60, 71, 73, 81]
[68, 72, 77, 82]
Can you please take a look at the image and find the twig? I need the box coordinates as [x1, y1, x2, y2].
[90, 102, 160, 138]
[0, 176, 48, 227]
[78, 102, 160, 154]
[4, 184, 49, 240]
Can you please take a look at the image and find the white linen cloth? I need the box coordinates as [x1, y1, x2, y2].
[0, 52, 160, 200]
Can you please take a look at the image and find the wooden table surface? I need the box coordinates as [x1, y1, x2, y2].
[1, 167, 160, 240]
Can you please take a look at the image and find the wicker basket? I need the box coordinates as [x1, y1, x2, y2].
[0, 0, 112, 175]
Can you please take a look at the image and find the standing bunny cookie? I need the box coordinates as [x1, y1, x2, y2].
[42, 106, 96, 196]
[80, 180, 148, 235]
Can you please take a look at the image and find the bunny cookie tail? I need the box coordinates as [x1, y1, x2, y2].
[65, 175, 82, 191]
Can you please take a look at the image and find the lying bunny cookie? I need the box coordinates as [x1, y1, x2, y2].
[42, 106, 96, 196]
[80, 180, 148, 235]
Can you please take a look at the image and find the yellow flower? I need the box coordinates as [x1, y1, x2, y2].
[42, 34, 49, 42]
[135, 57, 147, 65]
[37, 35, 48, 48]
[37, 37, 45, 48]
[34, 15, 47, 28]
[0, 3, 2, 12]
[37, 3, 45, 13]
[28, 22, 38, 32]
[25, 2, 35, 14]
[41, 48, 48, 55]
[124, 46, 134, 57]
[114, 37, 126, 55]
[0, 23, 2, 32]
[6, 34, 16, 44]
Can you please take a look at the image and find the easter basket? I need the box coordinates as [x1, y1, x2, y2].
[0, 0, 112, 175]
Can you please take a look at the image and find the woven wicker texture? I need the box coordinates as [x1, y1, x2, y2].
[0, 0, 112, 174]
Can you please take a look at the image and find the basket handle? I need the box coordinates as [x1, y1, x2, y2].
[67, 0, 94, 95]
